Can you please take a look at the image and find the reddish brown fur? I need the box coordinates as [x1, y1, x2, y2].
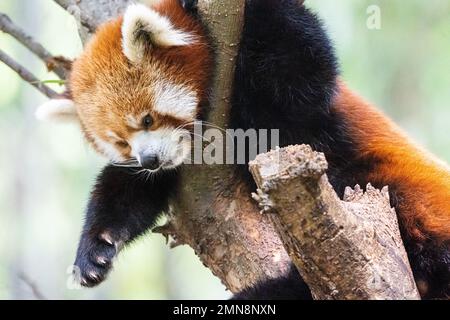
[70, 0, 213, 157]
[69, 0, 449, 243]
[334, 81, 450, 242]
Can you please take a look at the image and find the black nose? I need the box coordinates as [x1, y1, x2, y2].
[140, 154, 160, 170]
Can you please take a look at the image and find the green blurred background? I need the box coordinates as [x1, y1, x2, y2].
[0, 0, 448, 299]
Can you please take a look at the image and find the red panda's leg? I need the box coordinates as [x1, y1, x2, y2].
[73, 165, 178, 287]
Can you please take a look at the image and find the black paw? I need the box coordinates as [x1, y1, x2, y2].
[406, 240, 450, 299]
[73, 231, 124, 287]
[179, 0, 198, 13]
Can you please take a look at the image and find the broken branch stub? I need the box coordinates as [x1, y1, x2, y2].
[249, 145, 420, 300]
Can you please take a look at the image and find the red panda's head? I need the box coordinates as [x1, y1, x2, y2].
[36, 0, 213, 171]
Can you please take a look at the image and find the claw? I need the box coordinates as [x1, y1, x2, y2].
[80, 277, 89, 287]
[99, 232, 114, 246]
[88, 271, 99, 281]
[97, 256, 108, 266]
[74, 231, 124, 288]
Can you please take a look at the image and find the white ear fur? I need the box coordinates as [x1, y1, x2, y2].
[121, 3, 195, 63]
[35, 99, 79, 123]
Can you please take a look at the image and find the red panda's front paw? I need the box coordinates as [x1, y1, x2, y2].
[73, 231, 124, 287]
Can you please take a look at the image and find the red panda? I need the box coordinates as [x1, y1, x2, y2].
[36, 0, 449, 299]
[38, 0, 213, 169]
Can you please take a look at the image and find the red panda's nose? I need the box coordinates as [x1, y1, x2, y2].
[140, 154, 160, 170]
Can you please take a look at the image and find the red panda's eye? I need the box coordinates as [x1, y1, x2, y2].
[115, 141, 129, 148]
[142, 114, 154, 129]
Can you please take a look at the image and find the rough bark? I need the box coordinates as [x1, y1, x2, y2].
[159, 0, 292, 293]
[249, 145, 421, 300]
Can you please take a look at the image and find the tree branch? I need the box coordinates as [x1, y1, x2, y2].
[52, 0, 97, 32]
[0, 12, 69, 79]
[249, 145, 421, 300]
[0, 49, 58, 98]
[197, 0, 245, 128]
[52, 0, 131, 42]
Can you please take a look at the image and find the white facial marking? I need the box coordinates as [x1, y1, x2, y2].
[130, 127, 191, 170]
[92, 135, 124, 162]
[153, 80, 198, 120]
[35, 99, 78, 122]
[122, 3, 195, 63]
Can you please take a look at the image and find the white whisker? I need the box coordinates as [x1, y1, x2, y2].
[110, 163, 141, 168]
[173, 120, 234, 141]
[111, 157, 140, 167]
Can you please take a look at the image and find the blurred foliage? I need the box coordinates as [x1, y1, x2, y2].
[0, 0, 448, 299]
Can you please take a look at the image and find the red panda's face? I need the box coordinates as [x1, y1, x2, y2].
[37, 0, 213, 171]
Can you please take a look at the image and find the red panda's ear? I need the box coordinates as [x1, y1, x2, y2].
[35, 99, 79, 123]
[121, 3, 195, 63]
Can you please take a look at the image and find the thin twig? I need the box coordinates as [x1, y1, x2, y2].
[18, 272, 47, 300]
[52, 0, 98, 32]
[0, 49, 58, 98]
[0, 12, 69, 79]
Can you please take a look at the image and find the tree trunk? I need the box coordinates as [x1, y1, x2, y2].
[159, 0, 292, 293]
